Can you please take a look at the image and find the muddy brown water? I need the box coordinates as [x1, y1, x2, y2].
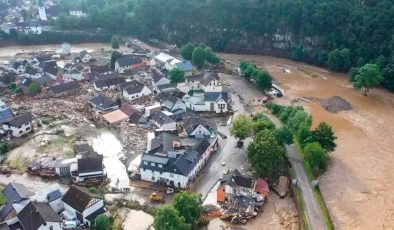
[221, 53, 394, 230]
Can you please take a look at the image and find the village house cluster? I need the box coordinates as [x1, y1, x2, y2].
[0, 0, 88, 35]
[0, 182, 105, 229]
[0, 37, 236, 228]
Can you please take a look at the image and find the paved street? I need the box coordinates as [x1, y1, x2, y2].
[191, 92, 248, 197]
[286, 145, 327, 230]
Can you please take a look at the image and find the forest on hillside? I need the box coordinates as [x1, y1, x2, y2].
[53, 0, 394, 91]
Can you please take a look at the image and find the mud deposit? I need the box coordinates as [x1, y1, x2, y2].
[220, 53, 394, 230]
[315, 96, 352, 113]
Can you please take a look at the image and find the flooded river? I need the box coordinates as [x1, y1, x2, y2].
[221, 54, 394, 230]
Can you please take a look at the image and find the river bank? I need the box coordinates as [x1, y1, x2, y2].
[220, 53, 394, 230]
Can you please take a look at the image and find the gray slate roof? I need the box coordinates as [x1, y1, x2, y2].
[50, 81, 79, 94]
[6, 112, 32, 127]
[124, 80, 145, 95]
[18, 202, 61, 230]
[0, 108, 14, 124]
[152, 111, 175, 126]
[89, 94, 117, 110]
[116, 55, 143, 67]
[204, 92, 229, 103]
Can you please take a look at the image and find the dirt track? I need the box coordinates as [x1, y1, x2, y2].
[220, 53, 394, 230]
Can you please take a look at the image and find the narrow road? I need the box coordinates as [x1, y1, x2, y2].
[286, 145, 327, 230]
[267, 106, 327, 229]
[191, 92, 248, 197]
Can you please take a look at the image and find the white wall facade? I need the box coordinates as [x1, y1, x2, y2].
[204, 98, 228, 113]
[2, 122, 32, 137]
[190, 125, 211, 138]
[123, 86, 152, 101]
[202, 79, 222, 92]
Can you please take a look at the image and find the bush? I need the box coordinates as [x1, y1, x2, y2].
[304, 142, 328, 175]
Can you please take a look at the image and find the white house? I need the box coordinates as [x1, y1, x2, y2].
[151, 71, 171, 93]
[71, 155, 104, 182]
[151, 52, 175, 68]
[1, 112, 33, 137]
[0, 183, 33, 226]
[183, 114, 212, 138]
[38, 6, 48, 21]
[60, 43, 71, 55]
[114, 55, 146, 74]
[92, 74, 126, 91]
[185, 74, 203, 90]
[201, 72, 222, 92]
[182, 93, 206, 112]
[69, 10, 87, 17]
[158, 94, 186, 116]
[18, 21, 42, 34]
[204, 92, 229, 113]
[151, 111, 176, 130]
[122, 80, 152, 101]
[62, 186, 105, 227]
[140, 139, 215, 188]
[17, 201, 62, 230]
[79, 51, 92, 63]
[12, 62, 26, 74]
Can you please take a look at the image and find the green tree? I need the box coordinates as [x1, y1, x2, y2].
[110, 51, 123, 69]
[230, 115, 253, 140]
[247, 130, 285, 179]
[169, 68, 185, 83]
[0, 141, 9, 155]
[204, 47, 219, 64]
[111, 36, 120, 49]
[312, 122, 337, 153]
[27, 82, 40, 95]
[153, 205, 188, 230]
[91, 215, 112, 230]
[353, 63, 383, 96]
[192, 47, 205, 69]
[286, 110, 311, 133]
[252, 114, 275, 134]
[304, 142, 328, 175]
[173, 192, 202, 227]
[326, 49, 343, 72]
[180, 43, 195, 60]
[275, 127, 293, 146]
[297, 123, 313, 147]
[255, 70, 272, 91]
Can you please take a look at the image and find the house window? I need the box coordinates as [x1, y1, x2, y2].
[144, 161, 148, 165]
[26, 127, 31, 131]
[19, 130, 22, 134]
[158, 164, 162, 168]
[151, 163, 155, 166]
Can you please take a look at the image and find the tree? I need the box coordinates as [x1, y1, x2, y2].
[91, 215, 112, 230]
[255, 70, 272, 91]
[312, 122, 337, 153]
[326, 49, 343, 72]
[247, 130, 285, 179]
[230, 115, 253, 140]
[110, 51, 123, 69]
[27, 82, 40, 95]
[275, 127, 293, 146]
[173, 192, 202, 227]
[0, 141, 9, 155]
[353, 63, 383, 96]
[297, 122, 313, 147]
[252, 114, 275, 134]
[304, 142, 328, 174]
[169, 68, 185, 83]
[154, 205, 188, 230]
[192, 47, 205, 68]
[111, 36, 119, 49]
[204, 47, 219, 64]
[180, 43, 195, 60]
[286, 110, 311, 133]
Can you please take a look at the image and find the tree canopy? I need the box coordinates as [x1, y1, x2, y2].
[169, 68, 185, 83]
[247, 130, 285, 180]
[192, 47, 206, 69]
[91, 215, 112, 230]
[353, 63, 383, 95]
[230, 115, 253, 140]
[39, 0, 394, 92]
[153, 205, 188, 230]
[312, 122, 337, 153]
[173, 192, 202, 227]
[304, 142, 328, 175]
[111, 35, 119, 49]
[110, 51, 122, 69]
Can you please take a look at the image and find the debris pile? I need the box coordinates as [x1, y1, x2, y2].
[315, 96, 352, 113]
